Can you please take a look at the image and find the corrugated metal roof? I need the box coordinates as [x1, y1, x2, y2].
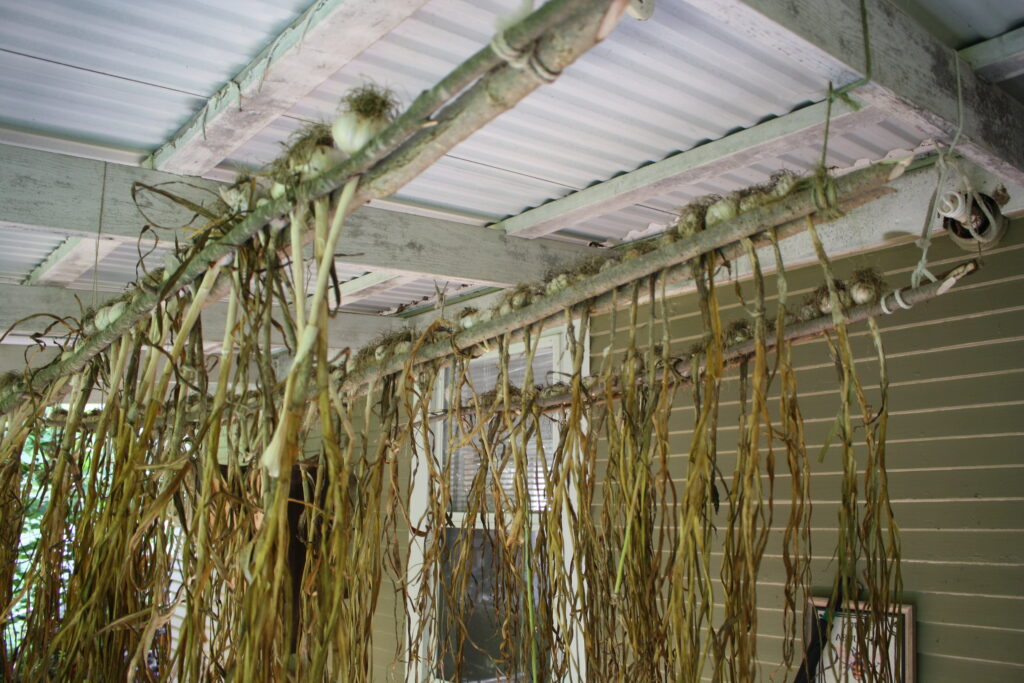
[338, 274, 483, 315]
[68, 240, 172, 292]
[222, 0, 939, 249]
[0, 0, 314, 151]
[0, 228, 68, 285]
[228, 0, 835, 201]
[1, 0, 1022, 314]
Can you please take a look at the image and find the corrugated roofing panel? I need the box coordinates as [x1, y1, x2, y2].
[225, 0, 833, 209]
[0, 0, 314, 151]
[222, 0, 943, 247]
[0, 228, 68, 285]
[338, 274, 483, 315]
[565, 114, 931, 243]
[68, 240, 171, 292]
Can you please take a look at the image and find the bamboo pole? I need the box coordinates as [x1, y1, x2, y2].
[438, 259, 981, 418]
[337, 159, 910, 394]
[671, 260, 980, 380]
[0, 0, 620, 415]
[41, 260, 979, 431]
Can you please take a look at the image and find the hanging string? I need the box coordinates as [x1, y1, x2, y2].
[911, 56, 965, 288]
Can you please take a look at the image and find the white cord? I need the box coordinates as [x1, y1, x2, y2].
[528, 51, 559, 83]
[880, 293, 894, 315]
[893, 288, 913, 310]
[490, 31, 529, 69]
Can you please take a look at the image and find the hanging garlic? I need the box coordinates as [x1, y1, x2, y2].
[332, 84, 399, 156]
[219, 185, 247, 213]
[296, 145, 345, 178]
[848, 267, 885, 305]
[770, 170, 800, 199]
[458, 307, 479, 329]
[260, 422, 286, 479]
[545, 273, 570, 295]
[510, 289, 531, 309]
[705, 194, 739, 228]
[814, 280, 849, 315]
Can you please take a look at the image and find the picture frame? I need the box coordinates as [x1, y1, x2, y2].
[804, 597, 915, 682]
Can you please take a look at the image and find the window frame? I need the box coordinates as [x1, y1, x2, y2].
[406, 324, 587, 682]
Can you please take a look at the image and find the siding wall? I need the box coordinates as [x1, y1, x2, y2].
[587, 219, 1024, 681]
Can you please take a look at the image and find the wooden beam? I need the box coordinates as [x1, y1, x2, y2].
[339, 160, 906, 394]
[0, 143, 220, 243]
[339, 207, 598, 286]
[0, 0, 621, 414]
[143, 0, 430, 176]
[682, 0, 1024, 185]
[498, 98, 884, 238]
[1, 144, 594, 287]
[433, 160, 1024, 321]
[0, 283, 398, 352]
[0, 344, 60, 374]
[23, 236, 121, 287]
[960, 26, 1024, 84]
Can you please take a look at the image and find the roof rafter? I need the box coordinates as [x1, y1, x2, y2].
[336, 207, 597, 287]
[682, 0, 1024, 185]
[960, 26, 1024, 84]
[499, 97, 883, 238]
[336, 272, 418, 306]
[1, 143, 596, 289]
[22, 236, 121, 287]
[144, 0, 431, 176]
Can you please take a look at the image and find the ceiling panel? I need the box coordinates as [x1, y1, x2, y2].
[0, 0, 315, 151]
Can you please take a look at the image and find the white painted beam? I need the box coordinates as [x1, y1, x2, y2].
[23, 236, 121, 287]
[499, 98, 884, 238]
[144, 0, 430, 176]
[0, 143, 220, 244]
[0, 284, 399, 352]
[960, 26, 1024, 84]
[339, 207, 598, 286]
[0, 344, 60, 374]
[1, 144, 595, 288]
[683, 0, 1024, 186]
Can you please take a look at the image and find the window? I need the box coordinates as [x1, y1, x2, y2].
[407, 327, 585, 682]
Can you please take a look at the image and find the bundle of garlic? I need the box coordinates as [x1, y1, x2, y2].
[332, 84, 400, 157]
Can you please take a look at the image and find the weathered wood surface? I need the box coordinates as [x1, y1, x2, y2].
[0, 0, 622, 413]
[145, 0, 432, 176]
[684, 0, 1024, 184]
[0, 143, 596, 287]
[498, 98, 885, 238]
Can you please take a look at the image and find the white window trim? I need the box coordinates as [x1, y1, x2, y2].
[406, 325, 588, 682]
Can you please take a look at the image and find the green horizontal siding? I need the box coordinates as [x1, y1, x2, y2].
[591, 219, 1024, 681]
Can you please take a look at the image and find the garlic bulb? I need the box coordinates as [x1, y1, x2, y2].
[848, 268, 885, 305]
[332, 112, 390, 156]
[772, 171, 800, 198]
[850, 281, 876, 305]
[332, 84, 399, 156]
[546, 273, 570, 295]
[299, 145, 345, 177]
[219, 185, 246, 213]
[705, 195, 739, 227]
